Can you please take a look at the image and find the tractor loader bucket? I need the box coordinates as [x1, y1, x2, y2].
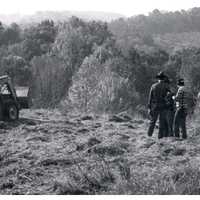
[15, 87, 30, 109]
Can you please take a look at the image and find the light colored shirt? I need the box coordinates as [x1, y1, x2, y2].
[175, 86, 189, 109]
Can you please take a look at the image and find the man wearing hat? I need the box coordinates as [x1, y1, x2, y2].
[173, 78, 189, 139]
[147, 71, 169, 139]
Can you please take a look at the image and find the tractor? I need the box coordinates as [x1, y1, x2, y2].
[0, 75, 29, 121]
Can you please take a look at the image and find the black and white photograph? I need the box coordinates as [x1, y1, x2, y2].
[0, 0, 200, 196]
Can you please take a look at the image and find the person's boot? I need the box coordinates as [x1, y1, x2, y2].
[147, 124, 154, 137]
[175, 134, 180, 138]
[158, 131, 163, 139]
[182, 131, 187, 139]
[182, 135, 187, 139]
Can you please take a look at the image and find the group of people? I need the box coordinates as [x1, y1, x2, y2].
[147, 71, 191, 139]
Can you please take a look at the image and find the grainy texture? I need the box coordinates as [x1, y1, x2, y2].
[0, 109, 199, 194]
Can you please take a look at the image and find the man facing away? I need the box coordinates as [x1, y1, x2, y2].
[173, 78, 189, 139]
[147, 71, 169, 139]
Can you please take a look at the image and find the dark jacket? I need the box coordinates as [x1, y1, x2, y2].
[148, 80, 169, 110]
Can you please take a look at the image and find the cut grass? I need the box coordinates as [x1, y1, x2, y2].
[1, 109, 200, 194]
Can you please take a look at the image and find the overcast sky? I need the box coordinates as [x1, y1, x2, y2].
[1, 0, 200, 16]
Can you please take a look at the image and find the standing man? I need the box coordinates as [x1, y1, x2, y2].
[173, 78, 189, 139]
[147, 71, 169, 139]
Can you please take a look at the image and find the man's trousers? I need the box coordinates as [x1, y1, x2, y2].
[147, 109, 167, 139]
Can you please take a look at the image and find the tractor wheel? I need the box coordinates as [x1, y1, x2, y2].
[7, 104, 19, 121]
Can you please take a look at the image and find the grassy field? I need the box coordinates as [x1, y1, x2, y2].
[0, 109, 200, 194]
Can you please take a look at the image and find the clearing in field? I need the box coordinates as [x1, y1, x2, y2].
[0, 109, 200, 194]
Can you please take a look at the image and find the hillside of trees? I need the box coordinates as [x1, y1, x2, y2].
[109, 7, 200, 53]
[1, 8, 200, 114]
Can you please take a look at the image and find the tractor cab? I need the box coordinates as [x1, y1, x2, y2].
[0, 75, 29, 120]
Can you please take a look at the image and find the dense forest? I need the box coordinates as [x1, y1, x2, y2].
[1, 7, 200, 115]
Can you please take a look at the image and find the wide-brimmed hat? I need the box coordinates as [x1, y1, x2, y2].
[155, 71, 167, 80]
[177, 78, 184, 86]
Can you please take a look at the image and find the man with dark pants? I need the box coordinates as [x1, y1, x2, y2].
[147, 72, 169, 139]
[173, 78, 188, 139]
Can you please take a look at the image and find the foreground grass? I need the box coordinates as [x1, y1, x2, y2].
[0, 109, 200, 194]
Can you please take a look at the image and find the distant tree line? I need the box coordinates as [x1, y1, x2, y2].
[109, 7, 200, 53]
[0, 9, 200, 114]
